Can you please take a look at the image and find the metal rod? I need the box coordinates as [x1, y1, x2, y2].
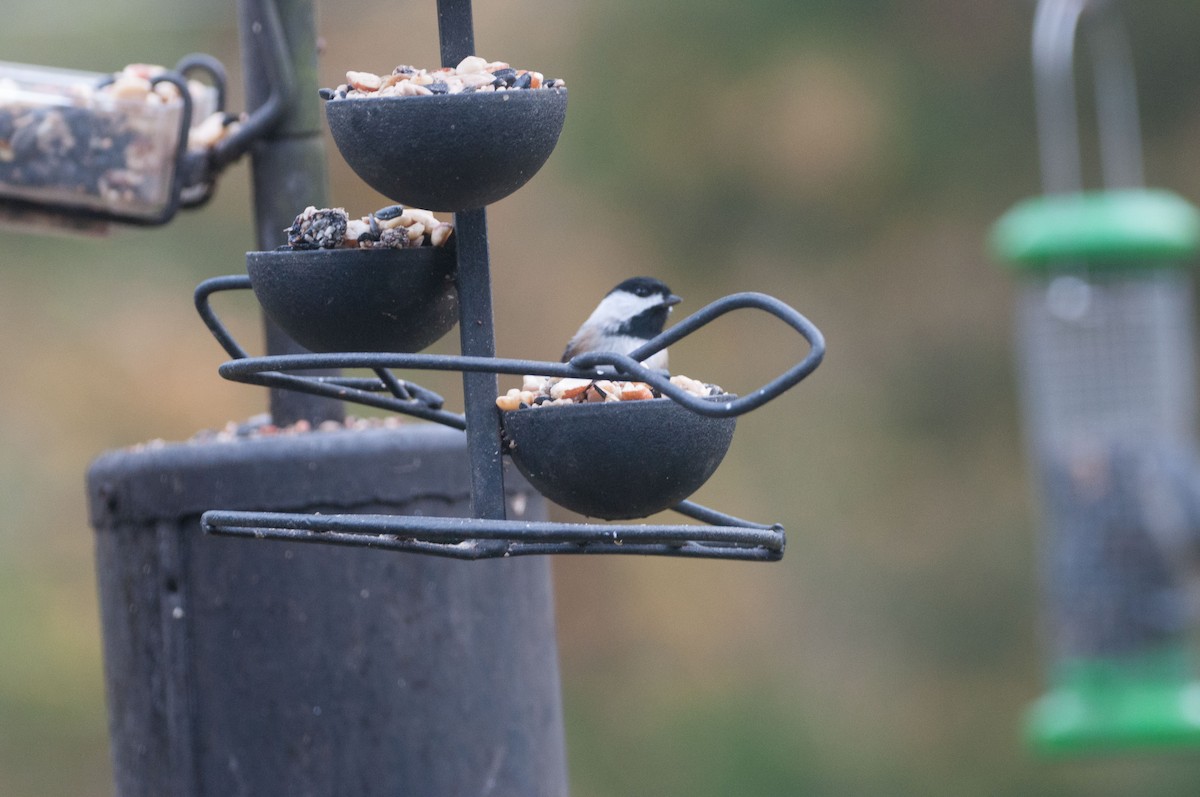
[205, 510, 781, 544]
[373, 368, 414, 401]
[173, 53, 228, 113]
[436, 0, 476, 66]
[1033, 0, 1087, 194]
[195, 275, 253, 359]
[237, 0, 344, 427]
[227, 369, 468, 428]
[205, 526, 784, 562]
[1032, 0, 1145, 194]
[1088, 11, 1145, 189]
[201, 509, 786, 562]
[449, 209, 508, 520]
[433, 0, 507, 523]
[672, 500, 779, 531]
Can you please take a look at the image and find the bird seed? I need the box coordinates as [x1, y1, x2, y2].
[320, 55, 565, 100]
[495, 374, 724, 411]
[282, 204, 454, 250]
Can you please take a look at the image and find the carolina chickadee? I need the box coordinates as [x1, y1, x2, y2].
[561, 277, 682, 372]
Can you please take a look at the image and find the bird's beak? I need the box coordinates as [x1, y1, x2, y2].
[665, 294, 682, 307]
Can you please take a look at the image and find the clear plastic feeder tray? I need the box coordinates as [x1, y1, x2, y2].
[0, 61, 211, 222]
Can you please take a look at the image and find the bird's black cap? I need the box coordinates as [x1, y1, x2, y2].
[610, 276, 679, 304]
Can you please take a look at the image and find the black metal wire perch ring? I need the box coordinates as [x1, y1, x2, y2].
[196, 282, 824, 422]
[571, 291, 825, 418]
[195, 275, 467, 428]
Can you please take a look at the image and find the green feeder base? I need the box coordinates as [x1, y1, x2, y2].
[1027, 644, 1200, 756]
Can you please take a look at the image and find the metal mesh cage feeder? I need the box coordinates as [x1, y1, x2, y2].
[992, 0, 1200, 755]
[997, 196, 1200, 754]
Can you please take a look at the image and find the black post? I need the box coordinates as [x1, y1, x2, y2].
[238, 0, 343, 426]
[88, 428, 567, 796]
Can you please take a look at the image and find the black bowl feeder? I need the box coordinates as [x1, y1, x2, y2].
[325, 88, 568, 212]
[500, 396, 737, 521]
[246, 246, 458, 353]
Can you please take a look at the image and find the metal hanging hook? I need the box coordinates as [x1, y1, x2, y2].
[1033, 0, 1144, 195]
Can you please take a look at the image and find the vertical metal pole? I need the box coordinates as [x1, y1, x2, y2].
[436, 0, 508, 521]
[453, 209, 509, 520]
[238, 0, 345, 426]
[1033, 0, 1086, 195]
[1088, 13, 1145, 190]
[436, 0, 476, 62]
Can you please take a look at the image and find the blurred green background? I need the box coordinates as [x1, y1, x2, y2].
[4, 1, 1200, 794]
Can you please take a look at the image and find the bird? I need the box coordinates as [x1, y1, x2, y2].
[561, 277, 682, 372]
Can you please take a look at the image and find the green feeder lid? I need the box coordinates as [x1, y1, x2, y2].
[991, 188, 1200, 270]
[1026, 642, 1200, 756]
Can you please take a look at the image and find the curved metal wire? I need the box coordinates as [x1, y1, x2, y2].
[1033, 0, 1144, 194]
[197, 278, 824, 423]
[574, 291, 825, 418]
[195, 276, 466, 428]
[173, 52, 230, 210]
[174, 52, 229, 112]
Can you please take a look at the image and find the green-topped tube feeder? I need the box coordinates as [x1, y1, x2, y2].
[992, 0, 1200, 756]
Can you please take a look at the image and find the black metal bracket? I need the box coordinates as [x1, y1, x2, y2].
[208, 0, 295, 173]
[202, 502, 784, 562]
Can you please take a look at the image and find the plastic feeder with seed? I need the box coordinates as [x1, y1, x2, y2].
[0, 38, 288, 230]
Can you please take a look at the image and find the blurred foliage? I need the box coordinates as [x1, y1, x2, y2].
[5, 1, 1200, 795]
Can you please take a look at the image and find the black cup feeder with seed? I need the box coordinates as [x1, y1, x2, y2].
[326, 87, 569, 211]
[0, 0, 293, 230]
[193, 1, 825, 560]
[246, 245, 460, 353]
